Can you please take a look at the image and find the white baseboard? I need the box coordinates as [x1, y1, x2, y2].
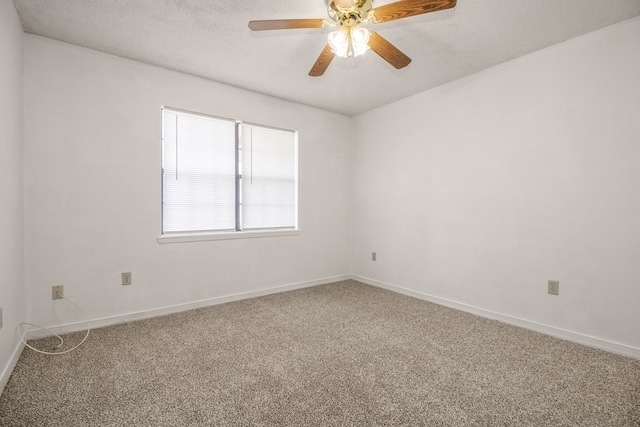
[0, 340, 25, 396]
[353, 275, 640, 360]
[24, 274, 352, 340]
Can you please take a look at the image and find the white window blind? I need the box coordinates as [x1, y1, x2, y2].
[161, 108, 298, 236]
[241, 124, 297, 230]
[162, 109, 236, 233]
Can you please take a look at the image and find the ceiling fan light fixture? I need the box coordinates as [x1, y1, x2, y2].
[328, 26, 370, 58]
[249, 0, 458, 76]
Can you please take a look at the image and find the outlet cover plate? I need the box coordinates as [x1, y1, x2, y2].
[52, 285, 64, 300]
[122, 272, 132, 286]
[548, 280, 559, 295]
[0, 307, 3, 330]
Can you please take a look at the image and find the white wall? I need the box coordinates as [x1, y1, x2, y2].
[17, 13, 640, 359]
[23, 35, 351, 327]
[352, 17, 640, 350]
[0, 0, 25, 385]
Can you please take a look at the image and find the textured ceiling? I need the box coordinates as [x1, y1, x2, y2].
[13, 0, 640, 116]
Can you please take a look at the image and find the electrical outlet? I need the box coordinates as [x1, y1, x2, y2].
[548, 280, 559, 295]
[372, 252, 377, 261]
[0, 307, 3, 330]
[122, 272, 132, 286]
[52, 285, 64, 300]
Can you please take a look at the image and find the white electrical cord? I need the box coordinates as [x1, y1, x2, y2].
[17, 294, 91, 356]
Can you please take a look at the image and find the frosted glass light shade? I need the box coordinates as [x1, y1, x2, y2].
[350, 27, 370, 56]
[328, 28, 349, 56]
[328, 26, 370, 58]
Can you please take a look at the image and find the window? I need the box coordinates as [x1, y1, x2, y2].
[161, 107, 298, 241]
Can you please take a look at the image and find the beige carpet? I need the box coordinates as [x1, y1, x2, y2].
[1, 280, 639, 426]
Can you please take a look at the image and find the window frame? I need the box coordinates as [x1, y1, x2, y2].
[158, 106, 300, 244]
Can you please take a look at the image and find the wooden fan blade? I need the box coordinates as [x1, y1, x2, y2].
[248, 19, 330, 31]
[309, 44, 336, 77]
[370, 0, 456, 24]
[368, 32, 411, 69]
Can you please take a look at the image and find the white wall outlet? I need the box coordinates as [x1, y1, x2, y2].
[52, 285, 64, 300]
[548, 280, 559, 295]
[372, 251, 377, 261]
[0, 307, 3, 330]
[122, 272, 132, 286]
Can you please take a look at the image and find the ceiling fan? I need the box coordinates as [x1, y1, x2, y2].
[248, 0, 457, 77]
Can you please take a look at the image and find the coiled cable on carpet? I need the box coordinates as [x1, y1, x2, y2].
[16, 293, 91, 355]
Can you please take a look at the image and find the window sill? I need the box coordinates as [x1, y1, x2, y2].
[157, 229, 300, 244]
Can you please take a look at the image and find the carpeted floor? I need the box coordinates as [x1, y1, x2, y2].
[1, 280, 639, 426]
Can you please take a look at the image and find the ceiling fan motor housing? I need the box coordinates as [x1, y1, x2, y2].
[328, 0, 373, 26]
